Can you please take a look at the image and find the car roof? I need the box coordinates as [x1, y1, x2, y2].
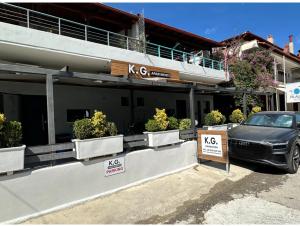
[256, 111, 298, 115]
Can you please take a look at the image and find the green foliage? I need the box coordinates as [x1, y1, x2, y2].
[248, 106, 262, 118]
[204, 110, 226, 126]
[229, 109, 245, 123]
[2, 121, 22, 148]
[0, 113, 23, 148]
[168, 116, 179, 130]
[153, 108, 169, 131]
[73, 111, 118, 139]
[91, 111, 107, 138]
[73, 118, 94, 140]
[106, 122, 118, 136]
[145, 119, 161, 132]
[179, 118, 192, 130]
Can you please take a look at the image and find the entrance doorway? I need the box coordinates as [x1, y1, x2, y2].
[176, 100, 187, 119]
[20, 95, 48, 146]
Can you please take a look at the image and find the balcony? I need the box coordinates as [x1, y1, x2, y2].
[0, 3, 226, 84]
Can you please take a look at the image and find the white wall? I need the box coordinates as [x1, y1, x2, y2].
[0, 141, 198, 223]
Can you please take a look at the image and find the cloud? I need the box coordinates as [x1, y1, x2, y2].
[204, 27, 217, 35]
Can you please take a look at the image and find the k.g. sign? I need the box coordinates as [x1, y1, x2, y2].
[104, 157, 125, 177]
[198, 130, 228, 165]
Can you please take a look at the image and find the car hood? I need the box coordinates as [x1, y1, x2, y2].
[228, 125, 295, 143]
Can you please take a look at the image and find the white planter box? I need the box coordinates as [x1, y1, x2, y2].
[73, 135, 124, 160]
[144, 130, 180, 147]
[203, 123, 240, 131]
[0, 145, 25, 174]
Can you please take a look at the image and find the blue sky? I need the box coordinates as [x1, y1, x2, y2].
[107, 3, 300, 54]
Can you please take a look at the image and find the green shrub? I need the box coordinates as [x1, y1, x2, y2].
[106, 122, 118, 136]
[179, 118, 192, 130]
[248, 106, 262, 118]
[2, 121, 22, 148]
[229, 109, 245, 123]
[153, 108, 169, 131]
[73, 118, 94, 140]
[145, 119, 161, 132]
[91, 111, 107, 137]
[204, 110, 226, 126]
[168, 116, 179, 130]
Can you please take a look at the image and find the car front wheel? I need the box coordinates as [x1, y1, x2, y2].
[287, 144, 300, 174]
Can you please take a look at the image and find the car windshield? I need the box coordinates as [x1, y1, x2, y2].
[244, 114, 293, 128]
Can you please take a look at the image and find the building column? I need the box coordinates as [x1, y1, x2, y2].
[270, 94, 275, 111]
[189, 87, 195, 135]
[130, 89, 135, 126]
[283, 55, 287, 111]
[265, 95, 269, 111]
[46, 74, 56, 145]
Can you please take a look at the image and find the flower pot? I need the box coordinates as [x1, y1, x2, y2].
[72, 135, 124, 160]
[144, 130, 180, 147]
[0, 145, 25, 174]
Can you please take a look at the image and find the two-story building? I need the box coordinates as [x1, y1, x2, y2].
[0, 3, 238, 146]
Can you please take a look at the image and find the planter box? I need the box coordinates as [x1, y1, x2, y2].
[144, 130, 180, 147]
[203, 123, 240, 131]
[73, 135, 124, 160]
[0, 145, 25, 174]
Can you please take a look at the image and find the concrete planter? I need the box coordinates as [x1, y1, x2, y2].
[144, 130, 180, 147]
[203, 123, 240, 131]
[0, 145, 25, 174]
[73, 135, 124, 160]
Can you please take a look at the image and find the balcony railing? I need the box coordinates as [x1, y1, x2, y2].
[0, 3, 224, 71]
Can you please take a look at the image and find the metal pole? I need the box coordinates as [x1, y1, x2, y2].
[243, 93, 247, 117]
[85, 25, 87, 41]
[266, 95, 269, 111]
[27, 9, 30, 28]
[274, 58, 280, 111]
[283, 55, 287, 111]
[107, 32, 110, 46]
[189, 87, 196, 137]
[46, 74, 56, 145]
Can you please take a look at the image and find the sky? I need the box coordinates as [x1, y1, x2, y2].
[107, 3, 300, 54]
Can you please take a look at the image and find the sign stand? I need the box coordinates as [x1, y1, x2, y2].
[197, 129, 230, 173]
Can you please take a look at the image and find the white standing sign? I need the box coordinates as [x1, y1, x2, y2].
[104, 157, 125, 177]
[201, 134, 223, 157]
[286, 82, 300, 103]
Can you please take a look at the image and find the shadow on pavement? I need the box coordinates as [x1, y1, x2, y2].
[230, 157, 287, 175]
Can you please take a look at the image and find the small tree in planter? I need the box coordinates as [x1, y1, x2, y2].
[0, 113, 25, 174]
[72, 111, 123, 160]
[144, 108, 181, 148]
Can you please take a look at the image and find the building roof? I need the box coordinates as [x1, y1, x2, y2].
[222, 31, 300, 64]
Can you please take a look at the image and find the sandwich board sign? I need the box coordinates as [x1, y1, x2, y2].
[197, 129, 229, 172]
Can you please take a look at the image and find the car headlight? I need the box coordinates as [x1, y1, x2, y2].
[271, 142, 289, 150]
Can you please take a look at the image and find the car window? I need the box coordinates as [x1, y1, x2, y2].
[296, 114, 300, 127]
[244, 114, 293, 128]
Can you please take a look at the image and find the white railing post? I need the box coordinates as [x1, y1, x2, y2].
[126, 37, 129, 50]
[171, 49, 174, 60]
[212, 60, 214, 69]
[26, 9, 30, 28]
[107, 31, 110, 46]
[85, 25, 87, 41]
[58, 18, 61, 35]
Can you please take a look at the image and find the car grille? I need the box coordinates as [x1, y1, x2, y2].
[228, 139, 272, 160]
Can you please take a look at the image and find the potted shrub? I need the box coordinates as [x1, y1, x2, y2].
[0, 113, 25, 174]
[72, 111, 123, 160]
[144, 108, 181, 148]
[203, 110, 227, 130]
[248, 106, 262, 118]
[229, 109, 245, 128]
[179, 118, 192, 130]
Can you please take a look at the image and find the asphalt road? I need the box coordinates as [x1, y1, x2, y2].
[23, 159, 300, 224]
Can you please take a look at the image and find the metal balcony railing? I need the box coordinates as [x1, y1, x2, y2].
[0, 3, 224, 71]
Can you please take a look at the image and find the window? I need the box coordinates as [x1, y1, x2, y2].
[121, 97, 129, 106]
[67, 109, 90, 122]
[137, 97, 144, 107]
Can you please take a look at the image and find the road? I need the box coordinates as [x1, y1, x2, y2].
[23, 159, 300, 224]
